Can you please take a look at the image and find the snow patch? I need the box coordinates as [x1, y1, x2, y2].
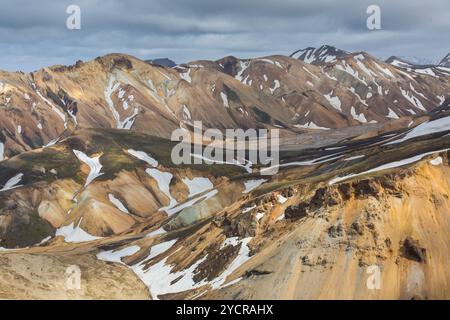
[269, 80, 280, 95]
[182, 105, 191, 120]
[149, 240, 177, 259]
[335, 61, 367, 85]
[242, 205, 256, 214]
[182, 177, 214, 197]
[55, 218, 102, 243]
[220, 92, 229, 108]
[235, 61, 250, 83]
[131, 241, 206, 299]
[401, 88, 426, 111]
[243, 179, 267, 193]
[73, 150, 104, 187]
[180, 69, 192, 83]
[97, 245, 140, 263]
[0, 173, 24, 192]
[145, 169, 178, 209]
[343, 155, 365, 161]
[44, 137, 60, 148]
[429, 157, 443, 166]
[350, 106, 367, 123]
[295, 122, 330, 130]
[108, 194, 130, 213]
[386, 108, 399, 119]
[128, 149, 158, 167]
[324, 91, 342, 112]
[105, 76, 138, 129]
[145, 227, 167, 238]
[255, 212, 265, 221]
[414, 67, 437, 77]
[277, 194, 287, 204]
[373, 62, 395, 78]
[330, 148, 450, 185]
[387, 116, 450, 145]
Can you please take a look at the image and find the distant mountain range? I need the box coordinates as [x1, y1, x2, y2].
[394, 56, 436, 66]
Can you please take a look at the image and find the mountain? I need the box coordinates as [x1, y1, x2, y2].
[439, 52, 450, 67]
[396, 56, 435, 66]
[2, 49, 450, 163]
[1, 48, 450, 299]
[223, 50, 449, 129]
[386, 55, 450, 78]
[146, 58, 177, 68]
[386, 55, 415, 67]
[290, 45, 348, 64]
[386, 55, 439, 68]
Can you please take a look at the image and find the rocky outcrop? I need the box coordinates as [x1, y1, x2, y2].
[401, 237, 427, 263]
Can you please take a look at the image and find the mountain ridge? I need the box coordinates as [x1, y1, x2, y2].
[440, 52, 450, 67]
[1, 49, 450, 163]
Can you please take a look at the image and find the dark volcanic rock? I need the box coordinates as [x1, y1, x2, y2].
[244, 269, 272, 278]
[281, 187, 294, 198]
[284, 203, 308, 219]
[353, 180, 381, 198]
[349, 221, 364, 236]
[401, 237, 427, 263]
[146, 58, 176, 68]
[216, 56, 241, 76]
[311, 187, 341, 208]
[193, 243, 240, 282]
[113, 57, 133, 69]
[216, 213, 256, 238]
[338, 183, 353, 200]
[328, 223, 344, 238]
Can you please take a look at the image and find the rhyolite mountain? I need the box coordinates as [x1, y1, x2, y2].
[0, 46, 450, 299]
[2, 47, 450, 161]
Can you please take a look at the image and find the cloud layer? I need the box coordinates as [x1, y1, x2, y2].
[1, 0, 449, 71]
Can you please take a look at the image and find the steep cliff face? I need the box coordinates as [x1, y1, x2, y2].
[203, 162, 450, 299]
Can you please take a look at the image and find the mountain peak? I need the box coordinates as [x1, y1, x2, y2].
[290, 45, 348, 64]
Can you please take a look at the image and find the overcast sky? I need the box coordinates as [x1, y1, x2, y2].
[1, 0, 449, 71]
